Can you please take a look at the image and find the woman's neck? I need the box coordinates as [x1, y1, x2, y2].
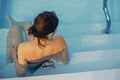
[33, 37, 53, 46]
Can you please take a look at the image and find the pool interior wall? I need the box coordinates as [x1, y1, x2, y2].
[1, 0, 120, 28]
[0, 0, 120, 79]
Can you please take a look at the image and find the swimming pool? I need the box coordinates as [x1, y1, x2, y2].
[0, 0, 120, 79]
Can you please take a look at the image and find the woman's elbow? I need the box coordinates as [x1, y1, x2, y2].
[62, 56, 69, 64]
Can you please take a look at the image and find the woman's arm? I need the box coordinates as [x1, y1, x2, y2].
[17, 43, 28, 77]
[9, 44, 27, 77]
[13, 54, 27, 77]
[55, 36, 69, 64]
[55, 48, 69, 64]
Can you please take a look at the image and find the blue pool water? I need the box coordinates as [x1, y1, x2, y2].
[0, 0, 120, 79]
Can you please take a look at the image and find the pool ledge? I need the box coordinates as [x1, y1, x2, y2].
[1, 68, 120, 80]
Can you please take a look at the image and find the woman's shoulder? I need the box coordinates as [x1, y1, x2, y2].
[18, 42, 27, 48]
[53, 35, 67, 48]
[18, 42, 30, 51]
[54, 35, 65, 41]
[18, 42, 33, 56]
[53, 35, 64, 41]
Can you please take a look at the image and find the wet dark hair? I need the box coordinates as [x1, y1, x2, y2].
[28, 11, 59, 47]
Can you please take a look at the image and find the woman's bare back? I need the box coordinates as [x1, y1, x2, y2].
[18, 36, 68, 65]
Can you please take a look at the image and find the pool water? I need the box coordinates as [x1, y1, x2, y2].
[0, 0, 120, 79]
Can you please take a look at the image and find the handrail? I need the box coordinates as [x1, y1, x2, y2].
[102, 0, 111, 34]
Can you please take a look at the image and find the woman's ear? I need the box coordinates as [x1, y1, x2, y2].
[47, 30, 56, 39]
[53, 29, 57, 35]
[47, 32, 54, 37]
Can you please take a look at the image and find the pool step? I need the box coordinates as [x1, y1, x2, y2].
[65, 33, 120, 53]
[33, 48, 120, 76]
[0, 48, 120, 78]
[56, 22, 120, 37]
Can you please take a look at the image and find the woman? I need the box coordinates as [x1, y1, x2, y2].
[9, 11, 69, 77]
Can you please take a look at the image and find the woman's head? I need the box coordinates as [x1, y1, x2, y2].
[28, 11, 59, 39]
[28, 11, 59, 47]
